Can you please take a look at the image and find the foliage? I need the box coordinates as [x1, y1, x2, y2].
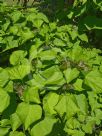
[0, 1, 102, 136]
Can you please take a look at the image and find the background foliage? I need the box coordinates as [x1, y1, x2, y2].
[0, 0, 102, 136]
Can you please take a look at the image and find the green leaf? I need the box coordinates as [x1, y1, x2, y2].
[4, 81, 13, 93]
[85, 70, 102, 93]
[63, 68, 79, 83]
[82, 117, 96, 134]
[0, 127, 10, 136]
[88, 92, 102, 112]
[16, 102, 42, 130]
[20, 28, 34, 42]
[10, 11, 22, 23]
[100, 131, 102, 136]
[2, 20, 10, 31]
[78, 33, 88, 42]
[26, 13, 37, 22]
[55, 94, 79, 119]
[9, 25, 19, 35]
[23, 87, 40, 104]
[33, 19, 43, 28]
[43, 92, 59, 115]
[0, 119, 10, 127]
[9, 131, 25, 136]
[73, 79, 83, 91]
[65, 129, 85, 136]
[75, 94, 88, 115]
[0, 68, 9, 87]
[41, 66, 65, 87]
[29, 45, 38, 62]
[95, 109, 102, 125]
[39, 49, 57, 60]
[66, 117, 81, 129]
[10, 113, 22, 131]
[93, 0, 102, 9]
[10, 50, 27, 65]
[66, 94, 79, 119]
[31, 117, 57, 136]
[3, 36, 18, 51]
[53, 38, 66, 47]
[37, 13, 49, 23]
[0, 88, 10, 113]
[68, 44, 82, 61]
[54, 95, 67, 117]
[7, 64, 30, 80]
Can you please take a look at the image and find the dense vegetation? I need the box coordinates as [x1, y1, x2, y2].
[0, 0, 102, 136]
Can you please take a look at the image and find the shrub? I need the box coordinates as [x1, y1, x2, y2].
[0, 1, 102, 136]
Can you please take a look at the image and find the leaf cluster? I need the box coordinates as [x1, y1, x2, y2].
[0, 1, 102, 136]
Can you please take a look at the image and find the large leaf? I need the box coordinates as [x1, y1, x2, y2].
[55, 94, 79, 119]
[68, 44, 82, 61]
[75, 94, 88, 115]
[39, 49, 57, 60]
[43, 92, 59, 115]
[37, 13, 49, 23]
[63, 68, 79, 83]
[88, 92, 102, 112]
[19, 28, 34, 42]
[39, 66, 65, 87]
[9, 25, 19, 35]
[73, 79, 83, 91]
[10, 11, 22, 23]
[16, 102, 42, 130]
[10, 50, 27, 65]
[23, 87, 40, 104]
[2, 36, 18, 51]
[10, 113, 22, 131]
[0, 68, 9, 87]
[53, 38, 66, 47]
[31, 117, 57, 136]
[0, 88, 10, 113]
[0, 127, 10, 136]
[85, 70, 102, 93]
[65, 117, 81, 129]
[7, 64, 30, 80]
[82, 116, 96, 134]
[4, 81, 13, 93]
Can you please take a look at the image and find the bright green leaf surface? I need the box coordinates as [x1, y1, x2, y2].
[31, 117, 57, 136]
[16, 102, 42, 130]
[0, 88, 10, 113]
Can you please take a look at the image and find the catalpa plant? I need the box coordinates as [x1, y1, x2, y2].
[0, 1, 102, 136]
